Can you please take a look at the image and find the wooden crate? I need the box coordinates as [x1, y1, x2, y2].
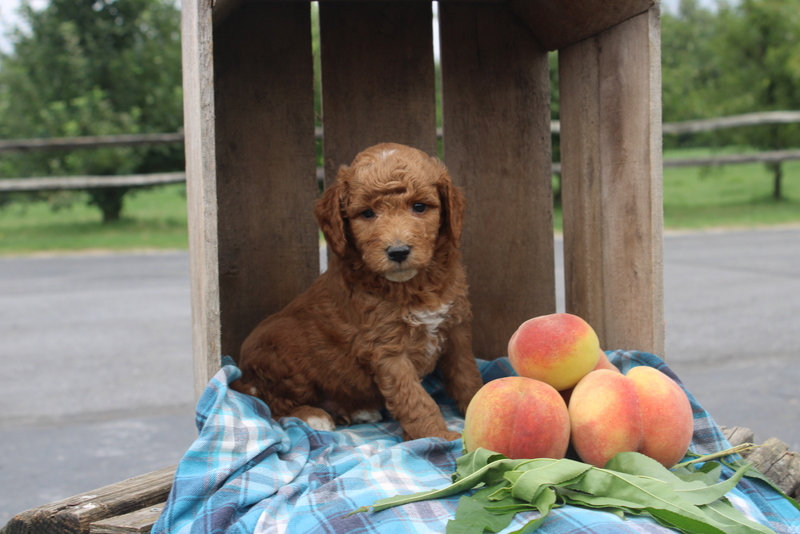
[184, 0, 664, 396]
[5, 1, 665, 532]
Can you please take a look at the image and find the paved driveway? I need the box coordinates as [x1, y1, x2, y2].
[1, 227, 798, 522]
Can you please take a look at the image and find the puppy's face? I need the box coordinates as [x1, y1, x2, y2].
[317, 143, 463, 283]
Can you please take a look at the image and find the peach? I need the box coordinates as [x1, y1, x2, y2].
[463, 376, 571, 460]
[560, 349, 621, 405]
[629, 366, 695, 468]
[508, 313, 600, 391]
[569, 367, 694, 468]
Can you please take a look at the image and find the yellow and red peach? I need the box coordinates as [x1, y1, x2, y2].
[508, 313, 600, 391]
[560, 349, 621, 405]
[569, 367, 694, 468]
[463, 376, 571, 460]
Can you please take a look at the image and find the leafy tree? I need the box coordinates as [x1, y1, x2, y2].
[661, 0, 800, 198]
[0, 0, 183, 221]
[660, 0, 722, 139]
[712, 0, 800, 199]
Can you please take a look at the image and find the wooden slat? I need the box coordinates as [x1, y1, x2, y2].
[0, 133, 183, 153]
[181, 0, 222, 397]
[213, 2, 319, 361]
[0, 172, 185, 191]
[3, 467, 175, 534]
[510, 0, 656, 51]
[559, 7, 664, 356]
[319, 1, 437, 184]
[439, 3, 555, 360]
[211, 0, 243, 26]
[89, 503, 164, 533]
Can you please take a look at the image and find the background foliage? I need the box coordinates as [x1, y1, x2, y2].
[0, 0, 183, 221]
[0, 0, 798, 226]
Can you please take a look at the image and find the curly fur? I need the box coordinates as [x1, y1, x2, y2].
[233, 143, 484, 441]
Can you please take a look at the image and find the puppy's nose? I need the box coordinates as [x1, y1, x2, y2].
[387, 245, 411, 264]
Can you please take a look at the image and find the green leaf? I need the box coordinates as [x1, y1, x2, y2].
[358, 451, 533, 514]
[719, 457, 800, 513]
[604, 452, 751, 506]
[562, 467, 772, 534]
[447, 491, 516, 534]
[674, 462, 724, 487]
[702, 498, 776, 533]
[354, 449, 777, 534]
[508, 458, 592, 503]
[445, 483, 543, 534]
[503, 489, 558, 534]
[454, 448, 510, 482]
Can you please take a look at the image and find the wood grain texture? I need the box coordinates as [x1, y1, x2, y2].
[439, 3, 555, 360]
[211, 0, 243, 26]
[214, 2, 319, 361]
[510, 0, 655, 51]
[319, 2, 437, 185]
[3, 467, 174, 534]
[559, 7, 664, 356]
[89, 503, 164, 533]
[181, 0, 222, 398]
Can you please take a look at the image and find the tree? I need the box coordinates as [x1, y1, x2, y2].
[661, 0, 800, 199]
[0, 0, 183, 221]
[660, 0, 723, 148]
[712, 0, 800, 199]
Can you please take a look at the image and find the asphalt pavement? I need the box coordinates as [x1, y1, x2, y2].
[1, 227, 799, 523]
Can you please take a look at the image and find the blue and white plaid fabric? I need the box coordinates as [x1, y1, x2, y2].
[153, 351, 800, 534]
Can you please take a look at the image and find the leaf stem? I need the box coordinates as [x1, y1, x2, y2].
[673, 443, 759, 469]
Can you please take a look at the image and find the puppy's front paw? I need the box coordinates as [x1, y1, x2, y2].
[306, 415, 336, 432]
[290, 405, 336, 432]
[350, 409, 383, 425]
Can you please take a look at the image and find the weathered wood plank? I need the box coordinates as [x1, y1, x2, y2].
[662, 110, 800, 135]
[510, 0, 655, 51]
[3, 467, 174, 534]
[439, 2, 555, 360]
[0, 173, 185, 191]
[214, 2, 319, 361]
[181, 0, 222, 397]
[721, 425, 756, 447]
[89, 503, 164, 534]
[0, 133, 183, 153]
[664, 149, 800, 168]
[743, 438, 800, 498]
[559, 8, 664, 356]
[319, 1, 437, 184]
[211, 0, 243, 26]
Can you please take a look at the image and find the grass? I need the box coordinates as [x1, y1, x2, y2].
[0, 184, 189, 255]
[661, 148, 800, 229]
[0, 149, 798, 255]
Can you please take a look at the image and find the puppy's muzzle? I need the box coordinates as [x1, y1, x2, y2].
[387, 245, 411, 264]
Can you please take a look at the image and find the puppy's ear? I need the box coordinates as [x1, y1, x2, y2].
[315, 167, 349, 258]
[435, 162, 465, 245]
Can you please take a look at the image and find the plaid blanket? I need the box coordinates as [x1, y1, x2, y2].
[152, 351, 800, 534]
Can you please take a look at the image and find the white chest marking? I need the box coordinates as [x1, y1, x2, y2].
[405, 303, 453, 359]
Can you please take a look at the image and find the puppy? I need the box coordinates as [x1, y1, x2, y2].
[233, 143, 484, 441]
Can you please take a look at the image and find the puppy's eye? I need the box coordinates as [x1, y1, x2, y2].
[361, 209, 376, 219]
[412, 203, 427, 214]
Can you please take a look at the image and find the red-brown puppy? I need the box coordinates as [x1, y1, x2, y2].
[233, 143, 484, 441]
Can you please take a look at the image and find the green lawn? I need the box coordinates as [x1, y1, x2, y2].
[0, 150, 798, 255]
[661, 148, 800, 229]
[0, 184, 189, 255]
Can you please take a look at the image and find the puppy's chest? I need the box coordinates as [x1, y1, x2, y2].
[402, 303, 453, 361]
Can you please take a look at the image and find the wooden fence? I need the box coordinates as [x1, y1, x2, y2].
[1, 111, 799, 192]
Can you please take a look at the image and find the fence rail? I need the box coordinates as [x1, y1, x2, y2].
[1, 111, 798, 192]
[0, 132, 184, 153]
